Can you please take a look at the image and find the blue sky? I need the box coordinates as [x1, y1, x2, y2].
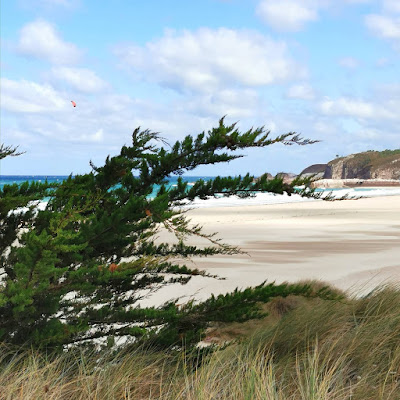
[1, 0, 399, 176]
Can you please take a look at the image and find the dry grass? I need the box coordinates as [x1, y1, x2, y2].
[1, 283, 400, 399]
[0, 346, 173, 399]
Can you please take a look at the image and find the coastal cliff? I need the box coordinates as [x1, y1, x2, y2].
[324, 150, 400, 180]
[299, 150, 400, 187]
[300, 150, 400, 180]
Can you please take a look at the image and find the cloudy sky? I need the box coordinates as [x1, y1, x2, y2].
[1, 0, 399, 176]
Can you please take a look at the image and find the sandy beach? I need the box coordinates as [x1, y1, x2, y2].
[139, 194, 400, 306]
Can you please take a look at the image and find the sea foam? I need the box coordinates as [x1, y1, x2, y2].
[177, 187, 400, 209]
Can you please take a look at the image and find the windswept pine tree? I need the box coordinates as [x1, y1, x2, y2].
[0, 118, 339, 350]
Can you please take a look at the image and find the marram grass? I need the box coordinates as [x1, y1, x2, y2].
[1, 283, 399, 399]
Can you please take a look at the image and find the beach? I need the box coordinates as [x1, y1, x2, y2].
[140, 194, 400, 306]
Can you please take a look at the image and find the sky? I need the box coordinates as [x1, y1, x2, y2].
[1, 0, 399, 176]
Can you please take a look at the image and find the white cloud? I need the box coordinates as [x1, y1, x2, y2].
[354, 127, 380, 139]
[17, 19, 81, 64]
[182, 89, 260, 118]
[1, 78, 68, 112]
[320, 98, 374, 118]
[3, 79, 399, 176]
[256, 0, 318, 32]
[338, 57, 360, 69]
[1, 76, 212, 151]
[286, 83, 315, 100]
[50, 67, 108, 93]
[383, 0, 400, 13]
[320, 97, 398, 120]
[256, 0, 379, 32]
[114, 28, 304, 93]
[365, 0, 400, 44]
[365, 14, 400, 39]
[77, 128, 104, 143]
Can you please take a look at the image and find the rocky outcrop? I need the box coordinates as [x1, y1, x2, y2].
[299, 164, 327, 179]
[323, 154, 372, 179]
[323, 150, 400, 180]
[264, 173, 274, 180]
[300, 150, 400, 181]
[275, 172, 297, 184]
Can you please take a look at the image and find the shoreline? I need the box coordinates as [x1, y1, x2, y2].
[139, 195, 400, 306]
[311, 178, 400, 189]
[177, 187, 400, 209]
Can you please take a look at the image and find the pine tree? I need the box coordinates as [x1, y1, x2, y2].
[0, 118, 336, 350]
[0, 144, 24, 160]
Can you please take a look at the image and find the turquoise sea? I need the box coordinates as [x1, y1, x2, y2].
[2, 176, 399, 206]
[1, 175, 396, 193]
[0, 175, 70, 188]
[0, 175, 214, 198]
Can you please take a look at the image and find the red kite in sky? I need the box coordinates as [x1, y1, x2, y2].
[71, 100, 76, 107]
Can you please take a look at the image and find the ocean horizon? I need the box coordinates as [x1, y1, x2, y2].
[0, 175, 214, 189]
[2, 175, 400, 208]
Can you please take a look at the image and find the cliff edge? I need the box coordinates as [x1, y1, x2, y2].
[324, 150, 400, 180]
[300, 150, 400, 181]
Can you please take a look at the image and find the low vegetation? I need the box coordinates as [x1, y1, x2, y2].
[1, 283, 399, 399]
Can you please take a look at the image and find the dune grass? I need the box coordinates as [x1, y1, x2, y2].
[1, 283, 399, 399]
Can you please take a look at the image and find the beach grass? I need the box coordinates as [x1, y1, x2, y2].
[1, 283, 399, 399]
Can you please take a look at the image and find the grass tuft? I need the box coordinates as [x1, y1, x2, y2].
[1, 282, 399, 399]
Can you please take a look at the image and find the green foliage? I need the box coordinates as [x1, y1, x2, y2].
[151, 282, 342, 348]
[0, 144, 24, 161]
[0, 118, 322, 351]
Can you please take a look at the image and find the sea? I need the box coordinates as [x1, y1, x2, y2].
[1, 175, 400, 208]
[0, 175, 211, 200]
[0, 175, 208, 192]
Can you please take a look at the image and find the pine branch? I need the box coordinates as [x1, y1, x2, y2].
[0, 118, 325, 350]
[0, 144, 25, 160]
